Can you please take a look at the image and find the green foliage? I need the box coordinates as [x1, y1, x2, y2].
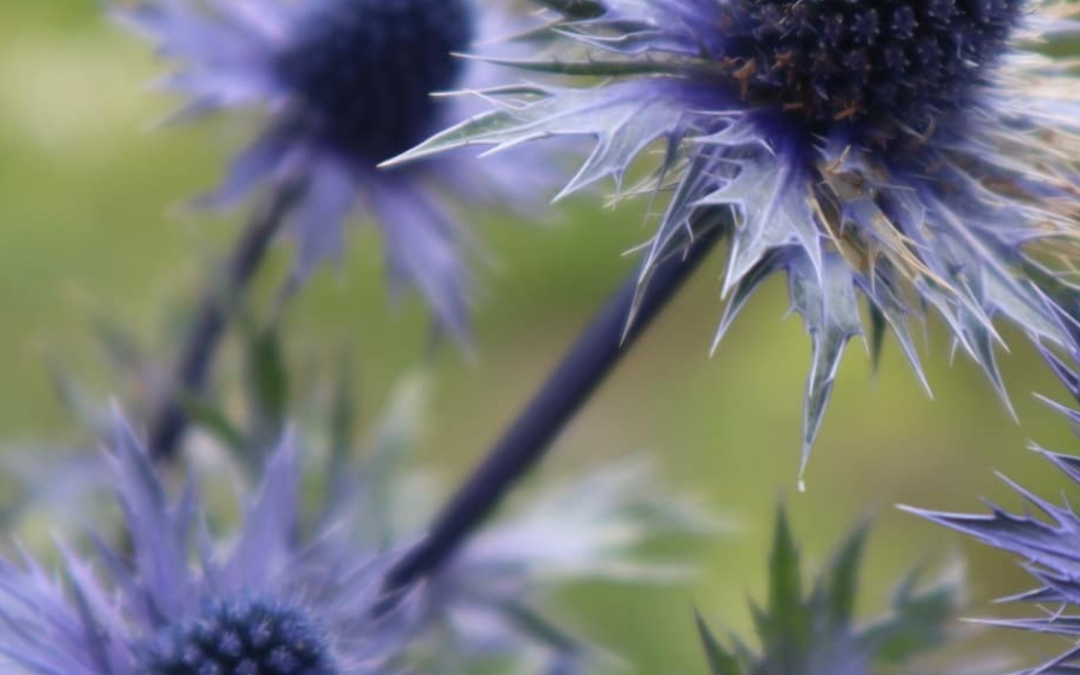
[696, 507, 959, 675]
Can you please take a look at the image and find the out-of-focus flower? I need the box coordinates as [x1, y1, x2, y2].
[0, 414, 409, 675]
[317, 372, 720, 675]
[113, 0, 546, 342]
[392, 0, 1080, 469]
[696, 508, 960, 675]
[417, 459, 718, 675]
[906, 304, 1080, 674]
[2, 351, 715, 674]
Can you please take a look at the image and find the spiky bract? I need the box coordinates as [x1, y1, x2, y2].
[316, 373, 716, 675]
[17, 360, 711, 675]
[392, 0, 1080, 470]
[114, 0, 546, 342]
[696, 509, 959, 675]
[0, 416, 405, 675]
[907, 305, 1080, 673]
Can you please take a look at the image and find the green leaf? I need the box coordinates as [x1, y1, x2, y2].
[697, 512, 959, 675]
[860, 567, 959, 663]
[766, 507, 809, 650]
[357, 371, 430, 543]
[869, 305, 887, 374]
[501, 600, 585, 656]
[178, 392, 247, 456]
[328, 354, 357, 470]
[45, 357, 109, 433]
[90, 313, 146, 375]
[825, 521, 869, 630]
[695, 610, 741, 675]
[244, 324, 290, 436]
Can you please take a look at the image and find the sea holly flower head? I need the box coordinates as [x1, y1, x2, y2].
[391, 0, 1080, 472]
[113, 0, 545, 343]
[696, 508, 960, 675]
[4, 354, 711, 675]
[0, 414, 409, 675]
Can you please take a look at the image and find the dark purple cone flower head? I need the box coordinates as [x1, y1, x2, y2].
[390, 0, 1080, 473]
[0, 413, 410, 675]
[114, 0, 541, 342]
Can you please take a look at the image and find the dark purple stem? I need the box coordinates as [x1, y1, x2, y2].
[148, 185, 297, 460]
[380, 220, 725, 599]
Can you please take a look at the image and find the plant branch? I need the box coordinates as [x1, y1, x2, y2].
[148, 185, 298, 460]
[380, 217, 726, 598]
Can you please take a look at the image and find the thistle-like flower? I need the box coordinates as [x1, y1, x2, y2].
[392, 0, 1080, 468]
[114, 0, 542, 340]
[0, 415, 408, 675]
[696, 508, 960, 675]
[3, 357, 710, 675]
[420, 458, 715, 674]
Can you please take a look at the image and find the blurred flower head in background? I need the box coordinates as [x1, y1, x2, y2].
[0, 352, 713, 675]
[0, 415, 410, 675]
[393, 0, 1080, 472]
[114, 0, 548, 343]
[310, 371, 718, 674]
[417, 458, 718, 674]
[696, 508, 961, 675]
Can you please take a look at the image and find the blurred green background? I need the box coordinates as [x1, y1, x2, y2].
[2, 4, 1078, 673]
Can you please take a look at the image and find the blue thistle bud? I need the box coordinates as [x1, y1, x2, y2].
[140, 598, 335, 675]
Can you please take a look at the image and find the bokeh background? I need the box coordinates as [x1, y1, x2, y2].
[2, 4, 1078, 673]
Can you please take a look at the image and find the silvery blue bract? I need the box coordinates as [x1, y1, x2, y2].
[392, 0, 1080, 471]
[0, 414, 409, 675]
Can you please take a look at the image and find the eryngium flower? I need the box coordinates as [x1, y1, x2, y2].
[0, 416, 407, 675]
[391, 0, 1080, 468]
[696, 508, 960, 675]
[114, 0, 540, 341]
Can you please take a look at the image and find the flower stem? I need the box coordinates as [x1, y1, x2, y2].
[148, 185, 298, 461]
[382, 220, 725, 595]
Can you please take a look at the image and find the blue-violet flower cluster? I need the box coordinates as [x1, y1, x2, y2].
[393, 0, 1080, 470]
[0, 416, 407, 675]
[115, 0, 544, 341]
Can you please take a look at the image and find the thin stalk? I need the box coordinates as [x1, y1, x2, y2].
[148, 185, 298, 460]
[381, 220, 725, 597]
